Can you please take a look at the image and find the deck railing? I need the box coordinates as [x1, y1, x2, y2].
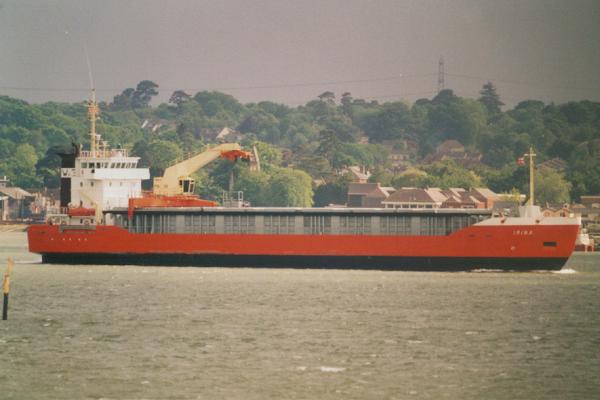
[79, 149, 129, 158]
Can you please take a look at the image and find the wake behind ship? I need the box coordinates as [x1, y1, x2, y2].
[28, 94, 580, 271]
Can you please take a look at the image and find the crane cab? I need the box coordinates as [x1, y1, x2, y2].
[179, 177, 196, 195]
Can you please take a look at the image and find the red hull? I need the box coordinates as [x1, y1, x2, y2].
[28, 223, 578, 270]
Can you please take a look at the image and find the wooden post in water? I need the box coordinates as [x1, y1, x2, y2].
[2, 258, 13, 320]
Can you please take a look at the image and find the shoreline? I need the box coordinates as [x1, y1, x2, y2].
[0, 223, 29, 232]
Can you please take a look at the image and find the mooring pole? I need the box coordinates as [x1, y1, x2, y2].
[2, 258, 13, 320]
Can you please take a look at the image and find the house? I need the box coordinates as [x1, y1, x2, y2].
[346, 166, 371, 183]
[440, 188, 482, 209]
[381, 187, 499, 210]
[201, 127, 244, 143]
[347, 183, 394, 208]
[423, 140, 482, 167]
[388, 151, 408, 172]
[0, 176, 35, 221]
[539, 157, 567, 172]
[470, 188, 500, 209]
[573, 195, 600, 225]
[0, 194, 7, 221]
[141, 119, 177, 134]
[382, 187, 447, 209]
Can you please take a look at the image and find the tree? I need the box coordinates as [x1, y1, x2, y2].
[134, 139, 182, 178]
[267, 168, 313, 207]
[340, 92, 353, 116]
[169, 90, 191, 108]
[111, 87, 135, 110]
[478, 82, 504, 114]
[175, 122, 201, 152]
[355, 101, 412, 142]
[317, 129, 339, 159]
[194, 91, 244, 116]
[313, 175, 352, 206]
[422, 159, 482, 189]
[432, 89, 458, 105]
[391, 167, 431, 188]
[192, 170, 223, 201]
[296, 155, 332, 178]
[318, 91, 335, 106]
[427, 98, 487, 146]
[567, 140, 600, 200]
[0, 96, 42, 129]
[111, 81, 159, 110]
[132, 80, 159, 108]
[249, 140, 282, 167]
[534, 167, 571, 206]
[7, 144, 41, 188]
[36, 145, 71, 188]
[237, 108, 280, 143]
[233, 168, 270, 206]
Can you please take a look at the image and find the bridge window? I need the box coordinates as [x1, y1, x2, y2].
[224, 215, 255, 234]
[339, 215, 371, 235]
[380, 216, 411, 235]
[265, 215, 295, 234]
[419, 216, 448, 236]
[184, 214, 216, 234]
[303, 215, 331, 235]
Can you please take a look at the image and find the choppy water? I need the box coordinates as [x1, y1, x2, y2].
[0, 231, 599, 399]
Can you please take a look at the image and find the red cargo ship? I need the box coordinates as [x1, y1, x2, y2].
[27, 95, 580, 270]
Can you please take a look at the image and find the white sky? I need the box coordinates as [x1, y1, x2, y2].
[1, 0, 599, 107]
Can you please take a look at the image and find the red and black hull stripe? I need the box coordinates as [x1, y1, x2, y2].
[29, 223, 579, 271]
[40, 253, 569, 271]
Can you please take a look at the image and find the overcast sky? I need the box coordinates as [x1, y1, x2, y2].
[1, 0, 599, 107]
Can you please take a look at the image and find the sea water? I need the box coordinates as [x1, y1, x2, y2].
[0, 232, 599, 399]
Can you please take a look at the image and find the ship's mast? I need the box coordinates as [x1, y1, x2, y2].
[87, 89, 100, 157]
[524, 146, 536, 205]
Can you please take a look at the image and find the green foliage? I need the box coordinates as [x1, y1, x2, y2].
[421, 160, 483, 189]
[1, 144, 42, 188]
[2, 83, 600, 203]
[534, 167, 571, 206]
[477, 164, 526, 194]
[0, 96, 43, 129]
[111, 81, 159, 110]
[249, 140, 282, 167]
[391, 167, 430, 188]
[428, 98, 487, 146]
[132, 139, 183, 178]
[317, 129, 339, 159]
[478, 82, 504, 114]
[169, 90, 192, 108]
[267, 167, 313, 207]
[192, 170, 223, 202]
[238, 107, 281, 143]
[313, 175, 352, 207]
[194, 91, 245, 117]
[36, 144, 72, 189]
[355, 101, 412, 142]
[567, 139, 600, 199]
[233, 168, 271, 206]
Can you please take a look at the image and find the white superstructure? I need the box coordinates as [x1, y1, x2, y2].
[61, 89, 149, 212]
[62, 148, 149, 210]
